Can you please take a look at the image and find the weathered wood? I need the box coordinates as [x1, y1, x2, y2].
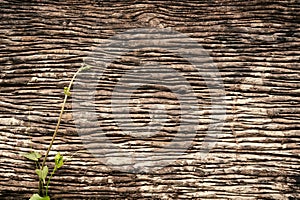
[0, 0, 299, 199]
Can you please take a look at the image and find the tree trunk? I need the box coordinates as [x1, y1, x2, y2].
[0, 0, 299, 199]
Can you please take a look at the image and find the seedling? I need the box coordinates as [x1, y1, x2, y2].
[23, 65, 91, 199]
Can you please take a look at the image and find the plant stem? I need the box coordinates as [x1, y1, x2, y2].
[46, 167, 57, 196]
[41, 67, 82, 169]
[35, 161, 44, 196]
[39, 66, 85, 193]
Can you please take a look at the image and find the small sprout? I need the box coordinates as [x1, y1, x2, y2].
[79, 65, 92, 72]
[23, 151, 42, 162]
[63, 87, 71, 96]
[29, 193, 50, 200]
[54, 152, 64, 169]
[26, 66, 84, 197]
[35, 166, 48, 184]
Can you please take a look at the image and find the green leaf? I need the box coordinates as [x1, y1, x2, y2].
[55, 152, 64, 168]
[29, 193, 50, 200]
[35, 166, 48, 184]
[23, 152, 42, 162]
[64, 87, 71, 96]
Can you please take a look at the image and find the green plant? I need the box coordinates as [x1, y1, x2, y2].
[23, 65, 91, 200]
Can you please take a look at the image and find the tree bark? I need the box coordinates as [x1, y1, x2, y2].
[0, 0, 299, 199]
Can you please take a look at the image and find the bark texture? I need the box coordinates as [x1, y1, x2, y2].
[0, 0, 299, 199]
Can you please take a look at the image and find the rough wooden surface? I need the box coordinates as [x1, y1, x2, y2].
[0, 0, 300, 199]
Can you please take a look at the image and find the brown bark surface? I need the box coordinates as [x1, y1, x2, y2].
[0, 0, 299, 199]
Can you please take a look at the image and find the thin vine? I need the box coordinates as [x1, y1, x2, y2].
[23, 65, 90, 200]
